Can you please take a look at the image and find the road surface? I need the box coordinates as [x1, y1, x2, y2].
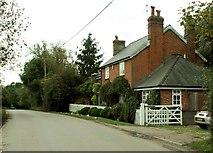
[1, 110, 172, 151]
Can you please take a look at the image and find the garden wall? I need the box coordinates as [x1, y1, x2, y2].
[69, 104, 106, 112]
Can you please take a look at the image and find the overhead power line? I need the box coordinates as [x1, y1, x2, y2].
[62, 0, 115, 46]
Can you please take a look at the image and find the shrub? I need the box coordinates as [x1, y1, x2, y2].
[79, 107, 90, 115]
[107, 108, 114, 119]
[100, 107, 110, 118]
[1, 109, 9, 125]
[111, 102, 124, 120]
[122, 93, 137, 123]
[88, 107, 102, 117]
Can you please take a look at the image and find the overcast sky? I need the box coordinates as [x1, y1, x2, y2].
[2, 0, 209, 85]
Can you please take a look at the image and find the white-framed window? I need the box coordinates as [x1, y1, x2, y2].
[172, 90, 181, 105]
[119, 62, 125, 76]
[142, 90, 150, 103]
[105, 66, 109, 79]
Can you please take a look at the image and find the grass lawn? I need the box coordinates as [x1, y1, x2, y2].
[191, 138, 212, 152]
[58, 112, 134, 126]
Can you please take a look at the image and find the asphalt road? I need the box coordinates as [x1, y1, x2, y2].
[1, 110, 172, 151]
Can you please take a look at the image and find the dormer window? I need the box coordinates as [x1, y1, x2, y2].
[119, 62, 125, 76]
[105, 66, 109, 79]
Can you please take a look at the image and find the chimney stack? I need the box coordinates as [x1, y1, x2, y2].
[113, 35, 125, 56]
[184, 28, 196, 61]
[156, 10, 161, 16]
[147, 6, 164, 73]
[151, 6, 155, 16]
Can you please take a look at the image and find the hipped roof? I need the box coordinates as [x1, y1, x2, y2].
[133, 56, 204, 90]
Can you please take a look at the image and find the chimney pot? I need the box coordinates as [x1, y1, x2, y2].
[115, 35, 118, 40]
[151, 6, 155, 16]
[156, 10, 161, 16]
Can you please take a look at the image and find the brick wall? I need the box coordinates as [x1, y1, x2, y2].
[163, 30, 186, 58]
[160, 90, 172, 105]
[131, 48, 149, 86]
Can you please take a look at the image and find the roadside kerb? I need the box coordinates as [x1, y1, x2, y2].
[94, 120, 185, 146]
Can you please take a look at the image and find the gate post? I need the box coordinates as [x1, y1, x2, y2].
[140, 103, 145, 125]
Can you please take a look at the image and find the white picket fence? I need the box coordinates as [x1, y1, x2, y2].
[135, 103, 182, 126]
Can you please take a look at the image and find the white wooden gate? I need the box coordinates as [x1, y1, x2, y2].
[138, 103, 182, 125]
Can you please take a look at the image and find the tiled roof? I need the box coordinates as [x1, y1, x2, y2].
[133, 56, 203, 90]
[101, 35, 149, 67]
[101, 24, 206, 68]
[101, 25, 186, 67]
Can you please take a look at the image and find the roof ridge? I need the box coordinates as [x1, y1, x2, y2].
[128, 35, 148, 46]
[164, 25, 187, 44]
[159, 56, 180, 85]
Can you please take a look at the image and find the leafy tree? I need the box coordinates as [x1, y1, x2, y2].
[0, 0, 30, 67]
[180, 1, 213, 133]
[78, 77, 96, 101]
[1, 86, 10, 107]
[20, 58, 44, 106]
[75, 33, 103, 77]
[2, 82, 25, 108]
[100, 82, 118, 106]
[42, 66, 82, 112]
[179, 1, 213, 66]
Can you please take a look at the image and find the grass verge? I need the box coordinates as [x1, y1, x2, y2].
[156, 125, 211, 152]
[0, 108, 9, 127]
[58, 112, 133, 126]
[191, 138, 212, 152]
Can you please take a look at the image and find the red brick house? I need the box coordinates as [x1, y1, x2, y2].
[100, 7, 207, 113]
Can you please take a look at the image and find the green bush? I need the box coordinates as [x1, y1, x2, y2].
[107, 108, 114, 119]
[78, 107, 90, 115]
[88, 107, 102, 117]
[100, 107, 111, 118]
[1, 109, 9, 125]
[111, 102, 124, 120]
[122, 93, 137, 123]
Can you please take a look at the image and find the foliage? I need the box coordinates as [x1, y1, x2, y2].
[88, 107, 102, 117]
[78, 107, 90, 115]
[111, 102, 124, 120]
[1, 109, 9, 125]
[191, 138, 211, 152]
[146, 90, 161, 105]
[200, 68, 213, 111]
[91, 82, 101, 105]
[100, 82, 118, 106]
[100, 107, 111, 118]
[20, 58, 44, 106]
[78, 77, 96, 100]
[42, 67, 82, 112]
[3, 83, 20, 108]
[75, 33, 103, 77]
[0, 0, 30, 68]
[100, 77, 131, 106]
[1, 82, 30, 109]
[20, 42, 82, 111]
[121, 92, 137, 123]
[111, 76, 131, 97]
[179, 1, 213, 66]
[91, 95, 97, 105]
[1, 87, 10, 107]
